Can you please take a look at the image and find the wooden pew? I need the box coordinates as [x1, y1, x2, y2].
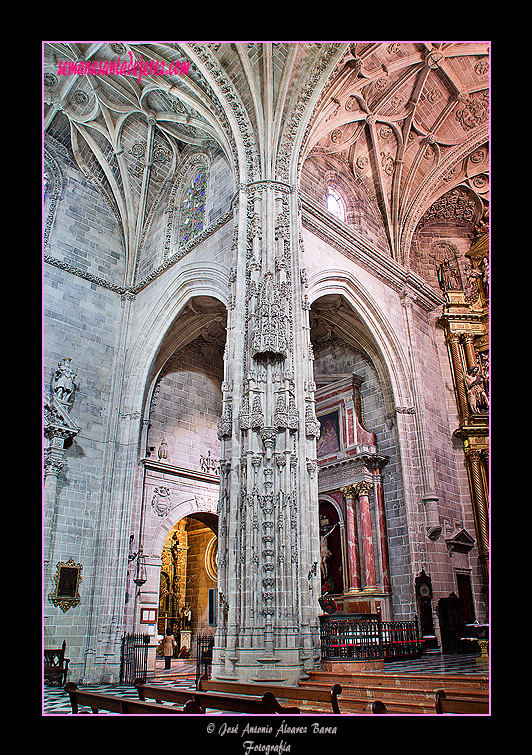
[196, 675, 351, 714]
[64, 682, 203, 715]
[134, 678, 300, 714]
[44, 640, 70, 687]
[435, 689, 489, 715]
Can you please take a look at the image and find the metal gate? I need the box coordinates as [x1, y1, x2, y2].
[120, 633, 149, 684]
[195, 634, 214, 686]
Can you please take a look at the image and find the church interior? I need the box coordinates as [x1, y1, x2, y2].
[43, 41, 490, 716]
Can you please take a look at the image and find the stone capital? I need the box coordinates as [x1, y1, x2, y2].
[341, 484, 357, 500]
[354, 480, 373, 497]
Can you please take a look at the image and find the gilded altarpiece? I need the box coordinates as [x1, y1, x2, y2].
[438, 219, 489, 611]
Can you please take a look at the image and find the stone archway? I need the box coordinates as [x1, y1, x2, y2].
[157, 511, 218, 662]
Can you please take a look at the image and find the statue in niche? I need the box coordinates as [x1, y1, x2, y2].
[437, 258, 461, 292]
[319, 519, 338, 579]
[464, 365, 489, 414]
[53, 358, 77, 404]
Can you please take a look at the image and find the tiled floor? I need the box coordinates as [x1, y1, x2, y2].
[42, 653, 488, 715]
[374, 650, 489, 675]
[43, 661, 198, 715]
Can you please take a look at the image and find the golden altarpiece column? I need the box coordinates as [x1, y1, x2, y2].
[438, 213, 489, 613]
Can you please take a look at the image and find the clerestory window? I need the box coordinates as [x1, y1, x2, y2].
[179, 168, 207, 246]
[327, 188, 346, 222]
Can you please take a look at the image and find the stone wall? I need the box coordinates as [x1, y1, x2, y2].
[147, 338, 224, 470]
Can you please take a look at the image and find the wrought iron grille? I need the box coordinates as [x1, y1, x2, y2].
[120, 633, 150, 684]
[381, 619, 422, 660]
[320, 614, 383, 660]
[195, 634, 215, 686]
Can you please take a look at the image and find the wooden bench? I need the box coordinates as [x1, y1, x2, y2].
[435, 689, 490, 714]
[64, 682, 203, 715]
[197, 675, 350, 714]
[44, 640, 70, 687]
[135, 679, 300, 714]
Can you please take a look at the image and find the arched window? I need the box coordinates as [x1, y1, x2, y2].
[327, 188, 346, 222]
[178, 168, 207, 246]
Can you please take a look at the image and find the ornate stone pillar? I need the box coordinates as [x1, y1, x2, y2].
[355, 481, 376, 590]
[212, 182, 321, 684]
[341, 485, 361, 591]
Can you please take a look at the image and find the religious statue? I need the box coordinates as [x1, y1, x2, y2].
[464, 365, 489, 414]
[158, 439, 169, 460]
[319, 520, 338, 578]
[181, 604, 192, 629]
[437, 258, 461, 292]
[464, 261, 482, 300]
[53, 358, 76, 404]
[479, 352, 489, 396]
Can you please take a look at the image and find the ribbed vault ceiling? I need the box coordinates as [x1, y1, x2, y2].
[43, 41, 489, 270]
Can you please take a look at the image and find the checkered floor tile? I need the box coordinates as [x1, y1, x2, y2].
[43, 653, 488, 714]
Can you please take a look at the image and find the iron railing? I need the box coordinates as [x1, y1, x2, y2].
[120, 633, 149, 684]
[320, 615, 422, 662]
[320, 614, 384, 660]
[381, 619, 422, 660]
[195, 634, 215, 686]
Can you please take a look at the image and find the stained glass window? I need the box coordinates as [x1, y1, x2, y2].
[327, 188, 345, 222]
[178, 169, 207, 245]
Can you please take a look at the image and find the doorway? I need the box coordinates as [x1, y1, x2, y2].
[158, 513, 218, 658]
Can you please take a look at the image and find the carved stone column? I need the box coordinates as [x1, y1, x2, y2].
[341, 485, 361, 591]
[212, 182, 321, 684]
[355, 481, 376, 590]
